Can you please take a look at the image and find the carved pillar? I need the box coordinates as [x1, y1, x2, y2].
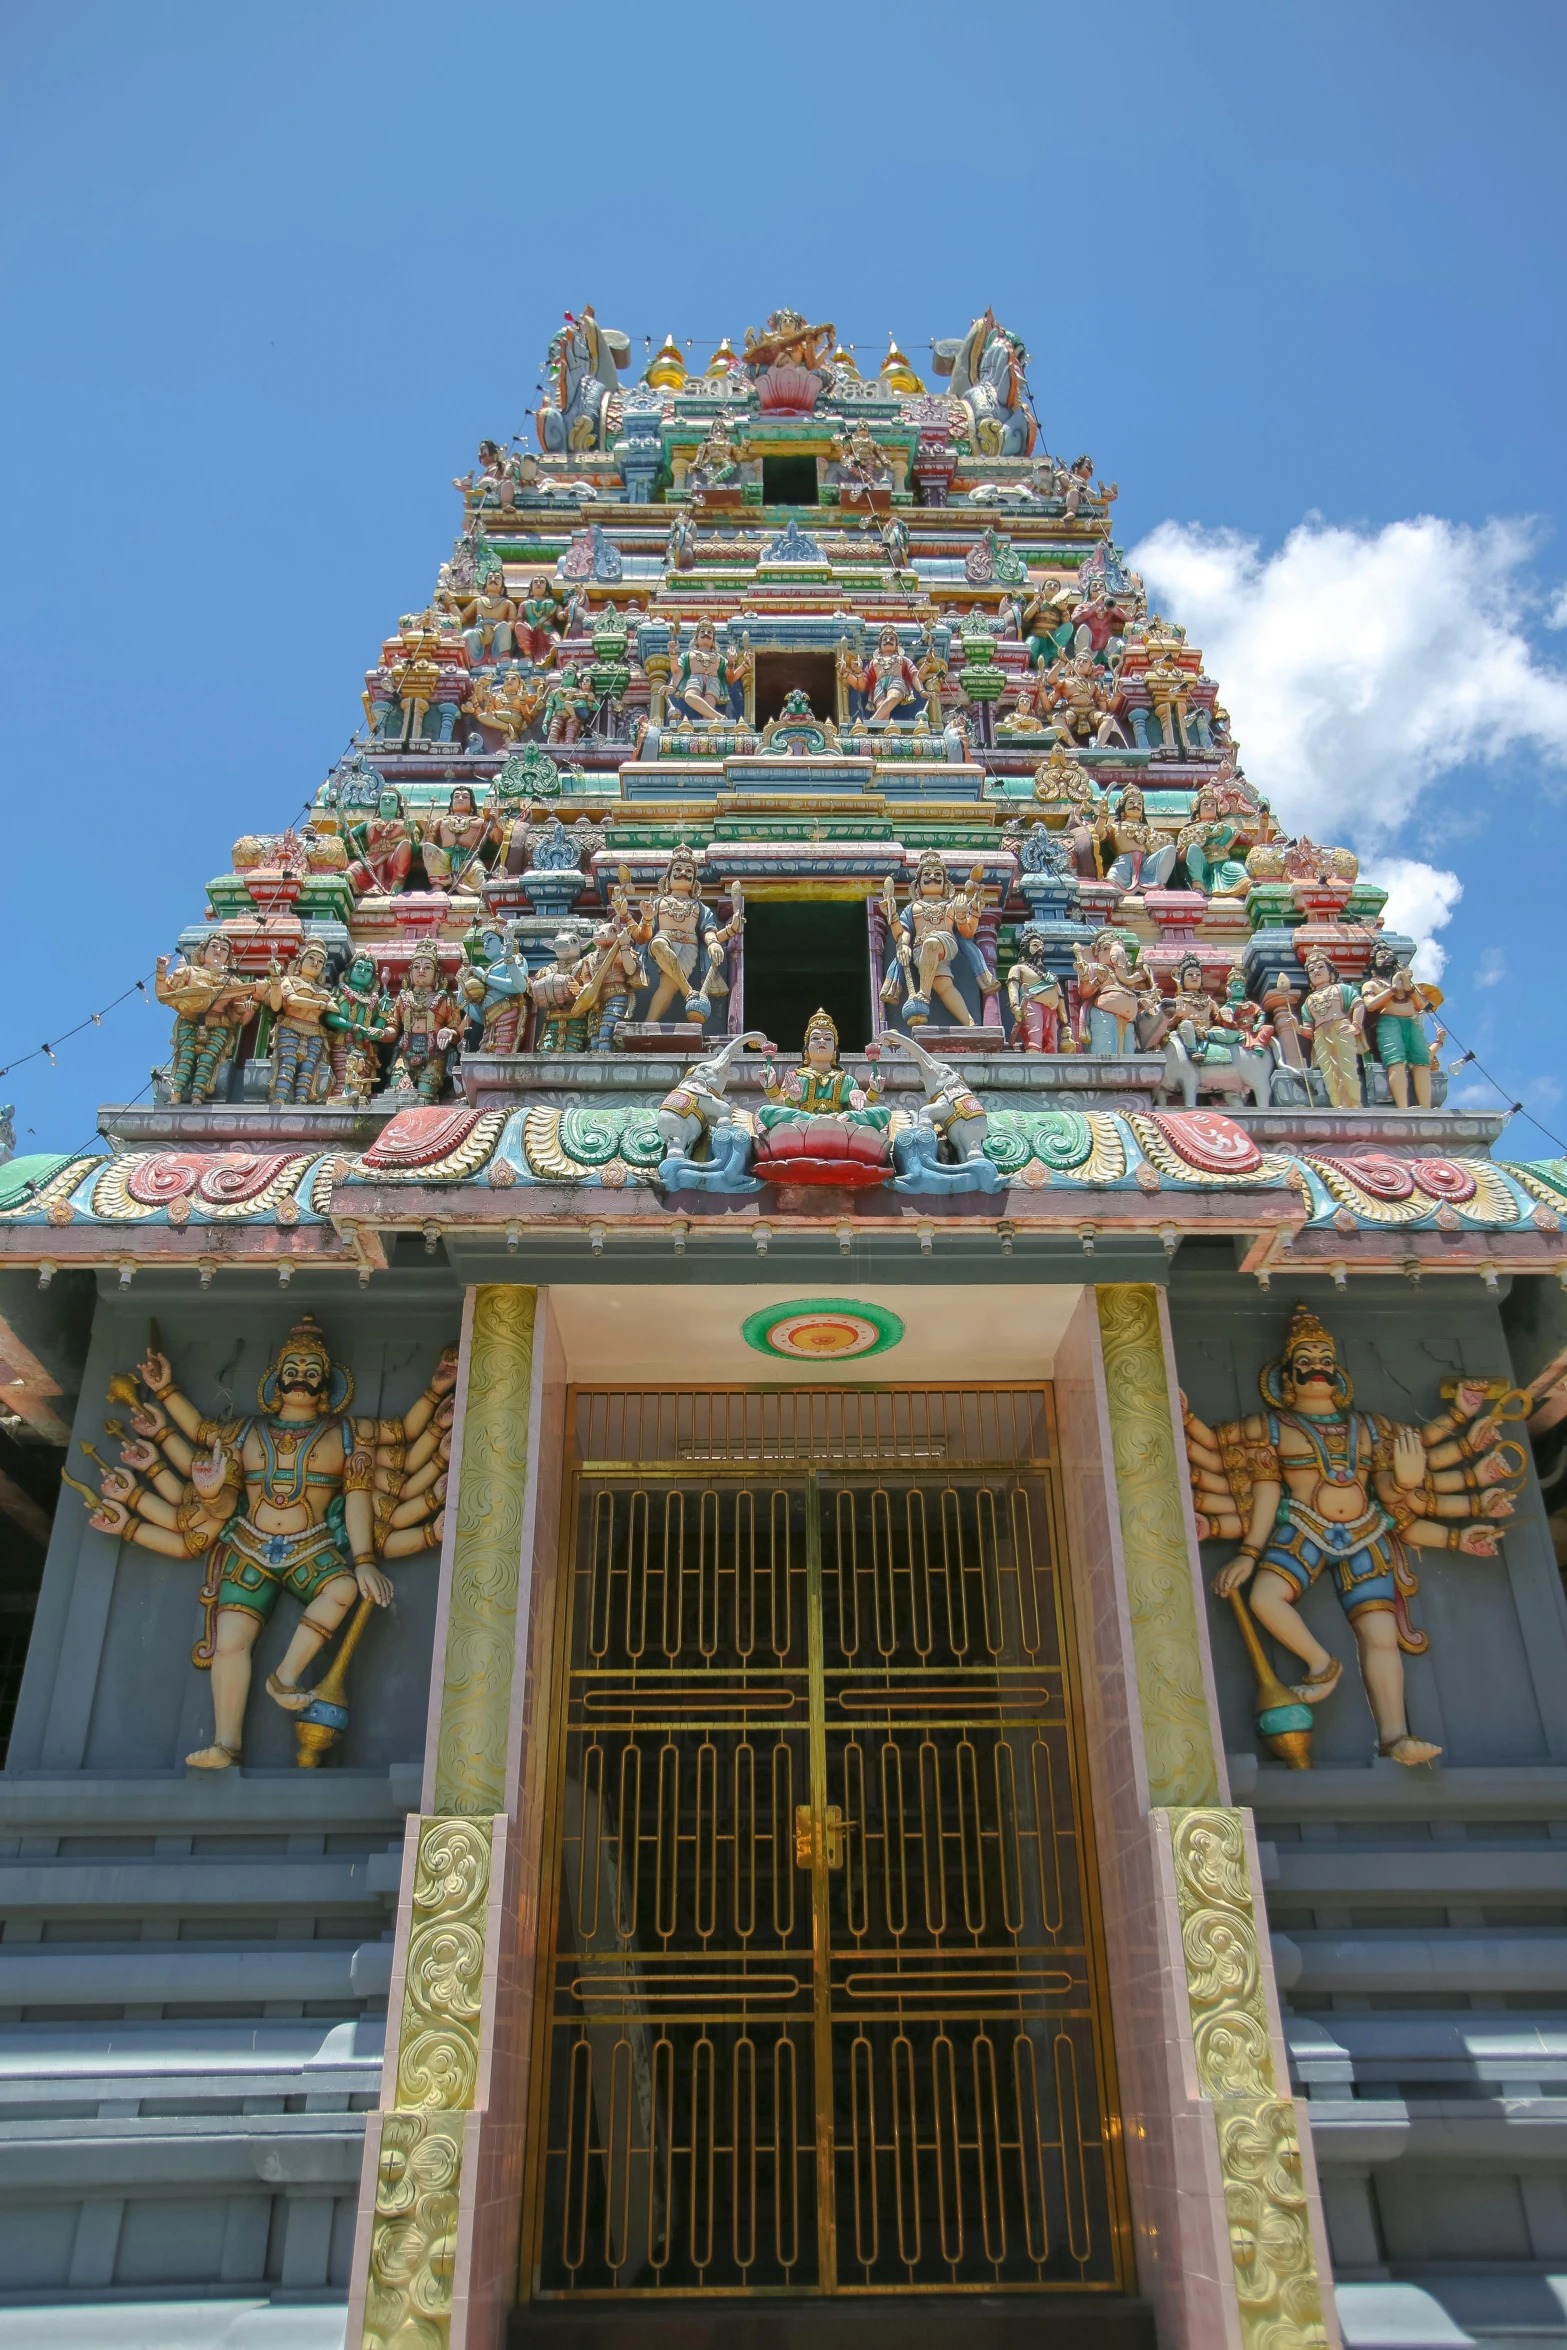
[1055, 1284, 1338, 2350]
[350, 1284, 554, 2350]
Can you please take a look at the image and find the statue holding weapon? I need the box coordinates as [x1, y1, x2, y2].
[72, 1316, 458, 1769]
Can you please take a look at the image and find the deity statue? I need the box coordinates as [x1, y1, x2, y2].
[544, 665, 595, 745]
[1165, 954, 1223, 1055]
[386, 950, 460, 1101]
[880, 853, 994, 1027]
[346, 787, 414, 897]
[537, 308, 630, 453]
[1007, 929, 1066, 1051]
[455, 570, 517, 665]
[1177, 785, 1250, 895]
[1144, 648, 1197, 752]
[1073, 929, 1159, 1055]
[667, 619, 746, 725]
[761, 1010, 886, 1131]
[1094, 784, 1171, 893]
[518, 576, 566, 663]
[1071, 579, 1132, 665]
[830, 425, 891, 500]
[564, 904, 645, 1051]
[1360, 942, 1443, 1109]
[687, 419, 749, 493]
[656, 1031, 769, 1193]
[528, 928, 597, 1053]
[996, 681, 1052, 738]
[1020, 581, 1076, 673]
[323, 952, 395, 1104]
[418, 784, 491, 894]
[932, 311, 1035, 457]
[257, 942, 335, 1105]
[1042, 654, 1129, 750]
[83, 1317, 457, 1769]
[915, 619, 949, 723]
[459, 924, 532, 1056]
[470, 669, 547, 745]
[741, 309, 836, 415]
[879, 511, 910, 573]
[850, 626, 921, 724]
[156, 935, 252, 1105]
[1299, 952, 1365, 1111]
[1185, 1304, 1522, 1765]
[622, 851, 745, 1024]
[1055, 456, 1116, 518]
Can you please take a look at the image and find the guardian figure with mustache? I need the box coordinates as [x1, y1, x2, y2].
[88, 1315, 457, 1769]
[1184, 1304, 1522, 1765]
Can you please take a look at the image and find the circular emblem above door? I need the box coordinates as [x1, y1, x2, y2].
[740, 1298, 906, 1361]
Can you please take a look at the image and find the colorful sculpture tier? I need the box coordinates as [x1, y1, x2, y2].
[142, 299, 1454, 1137]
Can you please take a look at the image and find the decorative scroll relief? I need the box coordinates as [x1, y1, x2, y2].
[1094, 1283, 1220, 1806]
[435, 1284, 537, 1816]
[1168, 1808, 1329, 2350]
[362, 1813, 493, 2350]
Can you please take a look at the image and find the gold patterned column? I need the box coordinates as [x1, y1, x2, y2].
[1095, 1283, 1221, 1807]
[356, 1285, 538, 2350]
[1094, 1285, 1332, 2350]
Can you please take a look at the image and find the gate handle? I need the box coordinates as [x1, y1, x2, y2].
[795, 1804, 846, 1871]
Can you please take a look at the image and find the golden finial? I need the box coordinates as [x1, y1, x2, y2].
[704, 336, 738, 377]
[879, 334, 925, 394]
[831, 343, 860, 380]
[646, 332, 687, 390]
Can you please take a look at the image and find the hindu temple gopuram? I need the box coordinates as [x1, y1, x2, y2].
[5, 304, 1567, 2350]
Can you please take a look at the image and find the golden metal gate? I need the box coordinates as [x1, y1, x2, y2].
[521, 1387, 1129, 2300]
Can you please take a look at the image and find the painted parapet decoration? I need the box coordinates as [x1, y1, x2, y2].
[63, 1315, 459, 1770]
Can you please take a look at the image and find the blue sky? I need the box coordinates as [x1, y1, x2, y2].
[3, 0, 1565, 1152]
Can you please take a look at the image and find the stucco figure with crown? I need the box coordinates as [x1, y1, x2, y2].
[1184, 1306, 1525, 1766]
[78, 1318, 458, 1769]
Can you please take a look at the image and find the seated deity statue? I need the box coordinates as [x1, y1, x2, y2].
[544, 665, 595, 745]
[996, 682, 1052, 737]
[418, 784, 491, 893]
[1043, 653, 1129, 750]
[346, 787, 415, 896]
[1177, 785, 1250, 896]
[1101, 783, 1177, 892]
[753, 1011, 894, 1187]
[852, 626, 921, 724]
[667, 619, 746, 725]
[1073, 929, 1160, 1055]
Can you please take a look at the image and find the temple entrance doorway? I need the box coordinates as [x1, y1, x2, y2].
[741, 898, 871, 1059]
[753, 647, 837, 728]
[517, 1384, 1130, 2308]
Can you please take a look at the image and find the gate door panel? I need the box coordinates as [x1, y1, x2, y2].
[525, 1387, 1128, 2302]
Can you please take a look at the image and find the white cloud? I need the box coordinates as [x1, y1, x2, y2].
[1364, 858, 1463, 981]
[1474, 947, 1507, 989]
[1548, 585, 1567, 631]
[1130, 514, 1567, 964]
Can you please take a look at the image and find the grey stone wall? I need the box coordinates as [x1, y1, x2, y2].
[0, 1270, 459, 2339]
